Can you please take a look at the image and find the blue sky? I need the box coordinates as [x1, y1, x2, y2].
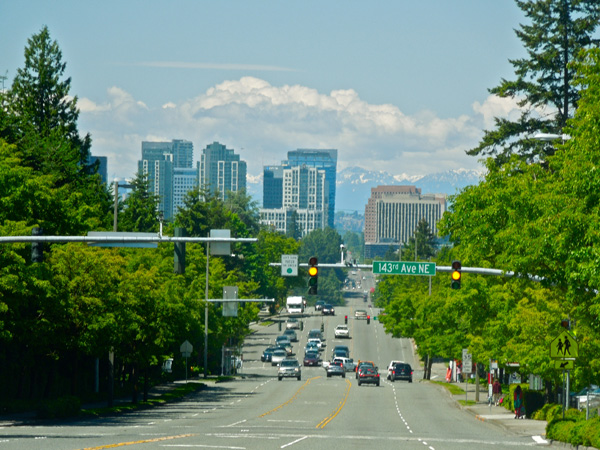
[1, 1, 526, 184]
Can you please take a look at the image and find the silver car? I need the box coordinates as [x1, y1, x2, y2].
[278, 358, 302, 381]
[271, 349, 287, 366]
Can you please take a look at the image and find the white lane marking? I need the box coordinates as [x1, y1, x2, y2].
[225, 419, 247, 427]
[280, 435, 309, 448]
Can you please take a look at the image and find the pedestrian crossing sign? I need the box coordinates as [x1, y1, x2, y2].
[550, 330, 578, 359]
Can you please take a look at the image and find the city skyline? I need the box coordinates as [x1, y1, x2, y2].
[1, 1, 527, 184]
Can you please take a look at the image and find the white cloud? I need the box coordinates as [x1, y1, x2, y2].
[80, 77, 512, 182]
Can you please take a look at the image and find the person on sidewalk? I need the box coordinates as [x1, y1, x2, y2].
[493, 379, 502, 406]
[514, 385, 524, 419]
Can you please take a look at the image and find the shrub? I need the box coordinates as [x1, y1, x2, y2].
[533, 403, 562, 421]
[37, 396, 81, 419]
[547, 418, 576, 442]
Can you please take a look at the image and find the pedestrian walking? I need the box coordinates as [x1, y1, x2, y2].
[493, 379, 502, 406]
[514, 385, 524, 419]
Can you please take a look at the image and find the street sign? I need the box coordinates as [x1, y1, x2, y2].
[462, 349, 472, 374]
[180, 340, 193, 358]
[550, 330, 578, 358]
[281, 254, 298, 276]
[372, 261, 436, 276]
[554, 360, 574, 370]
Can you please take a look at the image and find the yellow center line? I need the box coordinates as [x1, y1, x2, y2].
[316, 378, 351, 429]
[80, 433, 195, 449]
[258, 376, 320, 418]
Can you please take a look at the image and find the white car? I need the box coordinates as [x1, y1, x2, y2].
[286, 318, 300, 329]
[334, 324, 350, 339]
[308, 337, 323, 350]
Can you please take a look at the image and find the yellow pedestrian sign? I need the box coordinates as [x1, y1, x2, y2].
[550, 330, 578, 359]
[554, 360, 574, 370]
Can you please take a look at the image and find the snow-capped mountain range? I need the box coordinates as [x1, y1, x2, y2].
[247, 167, 483, 213]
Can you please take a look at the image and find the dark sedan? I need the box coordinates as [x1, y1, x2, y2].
[303, 350, 321, 366]
[261, 346, 277, 362]
[358, 366, 380, 386]
[322, 304, 335, 315]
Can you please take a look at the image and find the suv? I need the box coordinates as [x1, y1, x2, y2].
[278, 358, 302, 381]
[357, 366, 380, 386]
[386, 360, 405, 379]
[390, 362, 413, 382]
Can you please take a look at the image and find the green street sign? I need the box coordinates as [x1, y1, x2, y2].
[372, 261, 436, 276]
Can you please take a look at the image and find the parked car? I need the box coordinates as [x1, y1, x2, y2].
[390, 362, 413, 382]
[283, 328, 298, 342]
[286, 318, 300, 330]
[326, 360, 346, 378]
[271, 349, 287, 366]
[358, 366, 380, 386]
[303, 350, 321, 367]
[322, 304, 335, 315]
[278, 358, 302, 381]
[334, 324, 350, 338]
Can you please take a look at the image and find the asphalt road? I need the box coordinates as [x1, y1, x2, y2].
[0, 270, 548, 449]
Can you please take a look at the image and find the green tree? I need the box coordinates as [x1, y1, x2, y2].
[403, 218, 437, 261]
[467, 0, 600, 165]
[8, 26, 94, 180]
[119, 171, 161, 232]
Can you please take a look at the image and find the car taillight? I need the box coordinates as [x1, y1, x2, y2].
[376, 374, 380, 378]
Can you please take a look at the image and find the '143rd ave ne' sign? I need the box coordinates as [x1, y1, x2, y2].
[372, 261, 436, 276]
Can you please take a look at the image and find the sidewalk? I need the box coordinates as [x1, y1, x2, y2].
[427, 361, 548, 442]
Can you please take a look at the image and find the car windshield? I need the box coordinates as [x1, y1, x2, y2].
[273, 350, 286, 356]
[280, 360, 298, 367]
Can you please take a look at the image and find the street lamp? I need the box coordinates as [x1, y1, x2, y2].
[533, 133, 570, 142]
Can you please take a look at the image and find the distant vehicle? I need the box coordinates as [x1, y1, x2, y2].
[386, 360, 405, 379]
[278, 358, 301, 381]
[355, 360, 375, 378]
[303, 350, 321, 367]
[271, 349, 287, 366]
[286, 296, 304, 315]
[308, 337, 323, 350]
[332, 345, 350, 358]
[335, 324, 350, 339]
[355, 310, 368, 320]
[261, 346, 277, 362]
[283, 329, 298, 342]
[286, 318, 300, 330]
[308, 329, 323, 340]
[390, 362, 413, 383]
[332, 357, 356, 372]
[322, 304, 335, 315]
[358, 366, 380, 386]
[305, 341, 320, 353]
[276, 335, 292, 346]
[326, 360, 346, 378]
[315, 300, 325, 311]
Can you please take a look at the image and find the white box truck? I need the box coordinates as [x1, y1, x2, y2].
[286, 296, 304, 314]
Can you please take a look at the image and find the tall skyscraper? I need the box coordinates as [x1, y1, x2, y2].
[199, 142, 247, 200]
[88, 155, 108, 184]
[363, 185, 447, 259]
[138, 140, 194, 219]
[284, 149, 337, 228]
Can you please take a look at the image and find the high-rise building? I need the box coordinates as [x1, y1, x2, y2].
[263, 165, 284, 209]
[284, 149, 337, 228]
[88, 155, 108, 185]
[260, 163, 328, 237]
[138, 140, 195, 219]
[199, 142, 247, 200]
[364, 185, 447, 259]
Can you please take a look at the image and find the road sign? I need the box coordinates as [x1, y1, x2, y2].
[281, 254, 298, 276]
[462, 349, 472, 374]
[550, 330, 578, 358]
[372, 261, 436, 276]
[180, 340, 193, 358]
[554, 360, 574, 370]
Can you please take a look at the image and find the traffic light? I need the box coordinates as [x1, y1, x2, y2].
[451, 260, 461, 289]
[31, 227, 44, 263]
[345, 315, 348, 325]
[367, 315, 371, 324]
[308, 257, 318, 295]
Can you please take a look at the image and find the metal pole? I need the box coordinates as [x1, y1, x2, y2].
[204, 241, 209, 379]
[113, 181, 119, 232]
